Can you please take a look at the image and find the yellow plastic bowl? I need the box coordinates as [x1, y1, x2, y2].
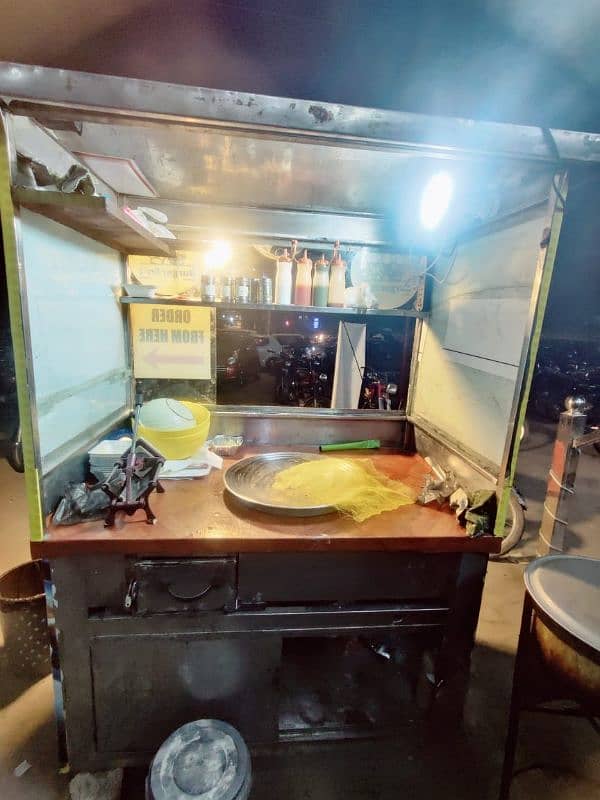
[138, 402, 210, 460]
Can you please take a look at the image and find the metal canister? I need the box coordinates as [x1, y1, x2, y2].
[261, 276, 273, 305]
[201, 273, 217, 303]
[235, 277, 250, 304]
[251, 278, 263, 304]
[221, 276, 234, 303]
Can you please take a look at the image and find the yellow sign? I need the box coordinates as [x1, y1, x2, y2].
[131, 304, 213, 380]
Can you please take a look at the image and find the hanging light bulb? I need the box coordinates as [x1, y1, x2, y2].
[420, 172, 454, 231]
[203, 240, 232, 269]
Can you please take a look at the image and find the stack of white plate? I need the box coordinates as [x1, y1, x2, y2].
[88, 437, 132, 482]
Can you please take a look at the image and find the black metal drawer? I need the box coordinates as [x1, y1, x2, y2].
[238, 552, 460, 606]
[132, 558, 236, 614]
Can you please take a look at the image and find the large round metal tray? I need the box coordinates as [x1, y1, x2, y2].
[223, 452, 337, 516]
[525, 554, 600, 653]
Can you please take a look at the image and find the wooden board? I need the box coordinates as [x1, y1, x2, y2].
[36, 450, 501, 557]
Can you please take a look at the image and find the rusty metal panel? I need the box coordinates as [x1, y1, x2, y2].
[0, 62, 598, 164]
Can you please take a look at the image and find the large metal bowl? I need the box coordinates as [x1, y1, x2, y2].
[533, 616, 600, 704]
[525, 555, 600, 706]
[223, 452, 338, 517]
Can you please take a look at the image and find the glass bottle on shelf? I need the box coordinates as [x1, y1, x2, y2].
[312, 254, 330, 307]
[328, 240, 345, 307]
[294, 249, 313, 306]
[275, 248, 293, 305]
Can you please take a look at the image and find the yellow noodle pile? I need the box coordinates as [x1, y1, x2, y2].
[272, 458, 416, 522]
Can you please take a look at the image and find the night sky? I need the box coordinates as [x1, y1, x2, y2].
[27, 0, 600, 133]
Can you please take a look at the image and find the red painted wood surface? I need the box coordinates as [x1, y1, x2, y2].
[34, 449, 500, 557]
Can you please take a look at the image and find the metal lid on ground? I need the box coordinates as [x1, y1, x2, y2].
[147, 720, 251, 800]
[525, 555, 600, 653]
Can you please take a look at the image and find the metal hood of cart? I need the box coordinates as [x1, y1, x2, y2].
[0, 60, 591, 248]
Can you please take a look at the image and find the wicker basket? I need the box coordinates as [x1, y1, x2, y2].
[0, 560, 51, 679]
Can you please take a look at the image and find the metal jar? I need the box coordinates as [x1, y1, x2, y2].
[221, 276, 234, 303]
[201, 274, 218, 303]
[261, 276, 273, 305]
[251, 278, 263, 304]
[235, 277, 250, 304]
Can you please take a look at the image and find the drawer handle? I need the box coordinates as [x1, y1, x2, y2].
[167, 583, 213, 602]
[124, 579, 138, 610]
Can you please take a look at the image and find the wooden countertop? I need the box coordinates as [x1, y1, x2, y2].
[34, 449, 501, 557]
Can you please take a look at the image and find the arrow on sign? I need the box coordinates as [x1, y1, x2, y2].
[143, 349, 205, 367]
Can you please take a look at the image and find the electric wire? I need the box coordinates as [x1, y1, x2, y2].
[425, 245, 458, 285]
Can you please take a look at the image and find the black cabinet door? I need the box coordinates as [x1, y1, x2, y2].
[90, 634, 281, 753]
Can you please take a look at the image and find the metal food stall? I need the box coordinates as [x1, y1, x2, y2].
[0, 62, 596, 771]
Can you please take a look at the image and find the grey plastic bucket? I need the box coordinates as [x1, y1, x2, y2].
[0, 560, 51, 680]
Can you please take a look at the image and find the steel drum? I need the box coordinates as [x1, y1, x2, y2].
[525, 554, 600, 704]
[223, 452, 338, 516]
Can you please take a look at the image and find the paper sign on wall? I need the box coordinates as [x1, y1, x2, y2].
[128, 253, 199, 295]
[131, 304, 213, 380]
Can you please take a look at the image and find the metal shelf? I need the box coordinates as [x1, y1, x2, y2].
[120, 296, 427, 319]
[13, 187, 171, 256]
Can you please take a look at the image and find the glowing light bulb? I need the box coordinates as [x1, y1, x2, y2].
[420, 172, 454, 231]
[203, 240, 232, 269]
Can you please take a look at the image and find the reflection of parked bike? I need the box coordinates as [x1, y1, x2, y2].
[359, 369, 398, 410]
[274, 345, 333, 407]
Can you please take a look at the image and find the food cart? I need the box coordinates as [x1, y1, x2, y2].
[0, 62, 596, 771]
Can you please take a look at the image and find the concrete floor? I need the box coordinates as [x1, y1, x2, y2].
[0, 422, 599, 800]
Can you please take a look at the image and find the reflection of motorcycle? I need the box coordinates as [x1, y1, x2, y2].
[274, 345, 333, 407]
[359, 369, 399, 410]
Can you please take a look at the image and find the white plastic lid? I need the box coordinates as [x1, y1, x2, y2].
[140, 399, 195, 431]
